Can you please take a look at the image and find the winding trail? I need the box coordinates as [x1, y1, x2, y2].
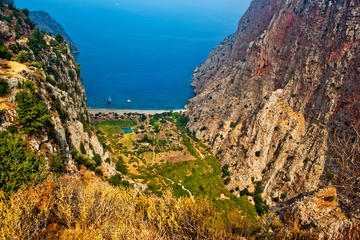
[152, 169, 193, 198]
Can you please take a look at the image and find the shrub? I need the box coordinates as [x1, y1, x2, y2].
[29, 61, 42, 69]
[94, 167, 103, 176]
[253, 182, 269, 216]
[49, 39, 59, 47]
[49, 154, 65, 173]
[108, 173, 122, 186]
[46, 75, 57, 86]
[255, 151, 261, 157]
[0, 41, 12, 60]
[92, 154, 101, 166]
[15, 86, 51, 133]
[14, 50, 30, 63]
[0, 109, 4, 124]
[80, 141, 86, 154]
[71, 149, 96, 170]
[0, 130, 44, 194]
[0, 78, 10, 97]
[28, 29, 47, 55]
[240, 188, 252, 196]
[222, 164, 230, 178]
[55, 34, 64, 43]
[224, 177, 231, 185]
[115, 156, 128, 175]
[230, 122, 237, 128]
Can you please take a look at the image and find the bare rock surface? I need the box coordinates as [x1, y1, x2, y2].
[186, 0, 360, 236]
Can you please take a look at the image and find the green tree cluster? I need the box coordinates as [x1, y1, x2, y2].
[15, 82, 51, 133]
[0, 130, 44, 194]
[27, 29, 47, 55]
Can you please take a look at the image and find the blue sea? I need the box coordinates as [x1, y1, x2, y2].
[16, 0, 251, 110]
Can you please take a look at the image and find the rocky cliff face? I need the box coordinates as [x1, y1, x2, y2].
[187, 0, 360, 237]
[0, 3, 110, 174]
[29, 11, 79, 54]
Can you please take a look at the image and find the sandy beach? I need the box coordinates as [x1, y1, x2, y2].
[88, 109, 186, 115]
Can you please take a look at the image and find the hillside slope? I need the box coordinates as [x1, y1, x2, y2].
[186, 0, 360, 236]
[29, 10, 79, 54]
[0, 2, 110, 177]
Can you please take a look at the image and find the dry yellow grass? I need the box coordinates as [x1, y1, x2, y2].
[0, 173, 256, 240]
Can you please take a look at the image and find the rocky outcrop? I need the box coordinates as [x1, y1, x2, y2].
[29, 11, 79, 54]
[186, 0, 360, 236]
[0, 3, 110, 173]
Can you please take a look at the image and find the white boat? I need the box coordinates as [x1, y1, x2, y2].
[127, 99, 132, 103]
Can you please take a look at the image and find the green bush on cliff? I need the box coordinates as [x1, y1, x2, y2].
[55, 34, 64, 43]
[92, 154, 102, 167]
[14, 50, 30, 63]
[0, 78, 10, 97]
[49, 154, 65, 173]
[15, 84, 51, 133]
[0, 130, 44, 194]
[0, 40, 12, 60]
[28, 29, 47, 55]
[0, 110, 4, 124]
[80, 141, 86, 154]
[115, 156, 128, 175]
[253, 181, 269, 216]
[71, 149, 96, 170]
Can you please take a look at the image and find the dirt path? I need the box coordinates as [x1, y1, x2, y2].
[152, 169, 193, 197]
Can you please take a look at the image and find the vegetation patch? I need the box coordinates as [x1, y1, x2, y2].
[16, 83, 51, 133]
[0, 78, 10, 97]
[94, 120, 136, 135]
[0, 130, 44, 194]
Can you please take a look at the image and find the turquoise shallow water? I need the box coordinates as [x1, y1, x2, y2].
[15, 0, 251, 110]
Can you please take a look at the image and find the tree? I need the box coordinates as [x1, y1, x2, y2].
[15, 85, 51, 133]
[0, 130, 44, 194]
[55, 34, 64, 43]
[28, 30, 47, 55]
[115, 156, 128, 175]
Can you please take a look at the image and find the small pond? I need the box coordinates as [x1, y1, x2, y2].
[122, 128, 132, 134]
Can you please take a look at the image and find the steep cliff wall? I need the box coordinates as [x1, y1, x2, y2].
[0, 3, 111, 174]
[187, 0, 360, 236]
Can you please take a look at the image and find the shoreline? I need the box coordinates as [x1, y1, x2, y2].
[88, 109, 186, 115]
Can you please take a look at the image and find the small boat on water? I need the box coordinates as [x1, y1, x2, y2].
[127, 99, 132, 103]
[107, 96, 112, 105]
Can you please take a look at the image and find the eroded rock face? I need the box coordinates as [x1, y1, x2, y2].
[186, 0, 360, 235]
